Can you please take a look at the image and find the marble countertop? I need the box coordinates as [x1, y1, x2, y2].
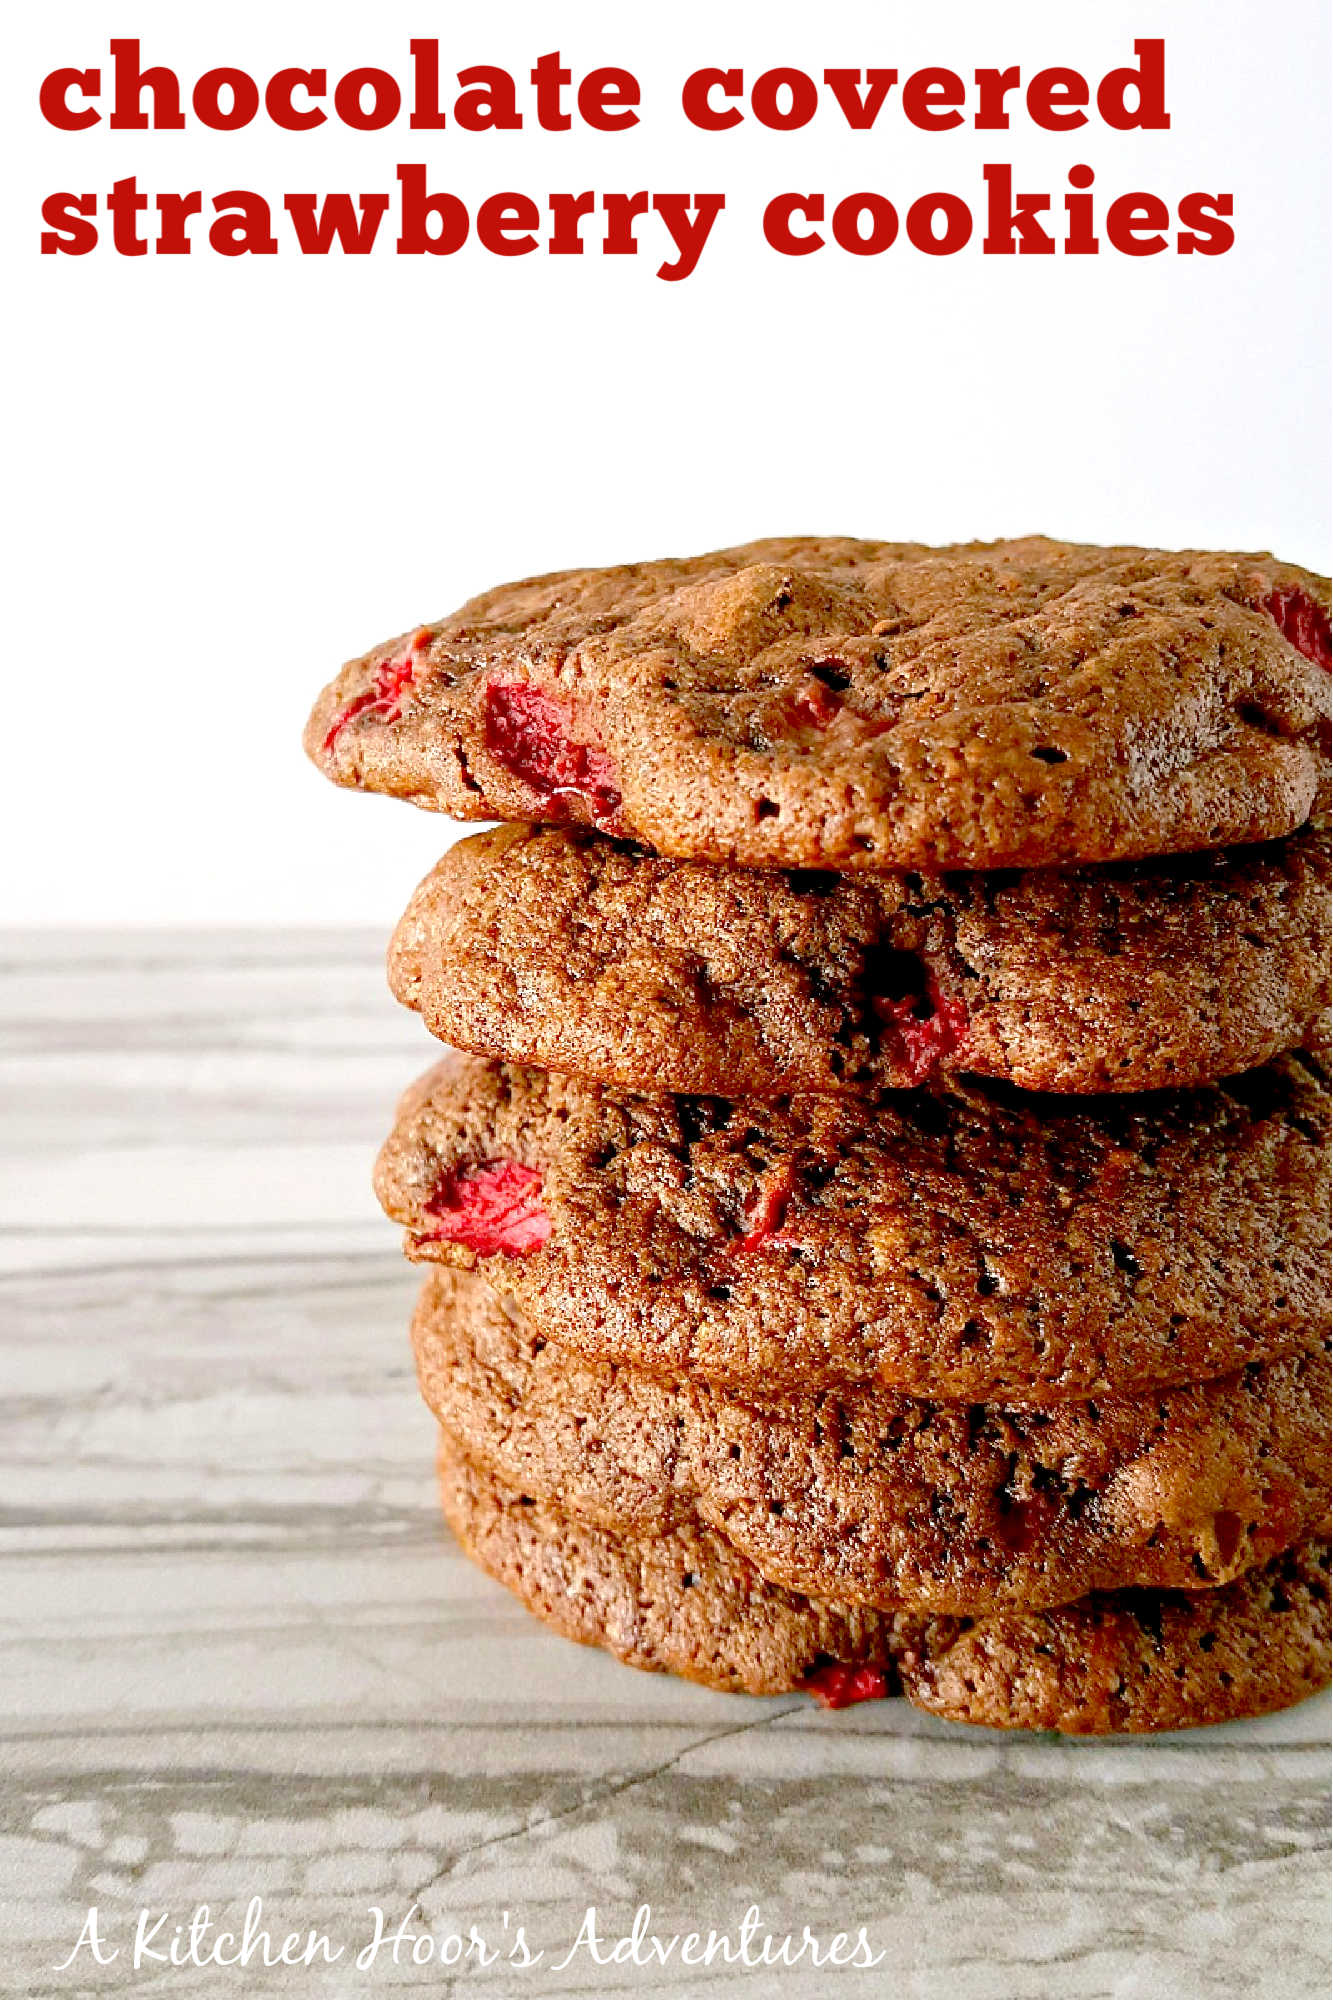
[1, 930, 1327, 1999]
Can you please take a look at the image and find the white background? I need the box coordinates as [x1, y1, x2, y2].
[4, 0, 1328, 925]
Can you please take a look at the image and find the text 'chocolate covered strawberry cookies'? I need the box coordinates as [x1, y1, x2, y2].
[306, 536, 1331, 873]
[309, 532, 1331, 1731]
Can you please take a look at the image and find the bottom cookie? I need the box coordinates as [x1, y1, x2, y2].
[438, 1439, 1331, 1734]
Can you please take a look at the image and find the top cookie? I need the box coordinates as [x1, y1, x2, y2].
[306, 536, 1331, 871]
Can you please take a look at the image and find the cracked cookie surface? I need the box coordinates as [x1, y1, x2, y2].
[307, 536, 1331, 871]
[416, 1269, 1331, 1615]
[375, 1052, 1329, 1402]
[391, 819, 1331, 1097]
[439, 1439, 1332, 1729]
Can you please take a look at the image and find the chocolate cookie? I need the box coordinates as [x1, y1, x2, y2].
[390, 819, 1331, 1098]
[439, 1440, 1332, 1730]
[415, 1269, 1331, 1614]
[375, 1053, 1328, 1401]
[305, 537, 1330, 872]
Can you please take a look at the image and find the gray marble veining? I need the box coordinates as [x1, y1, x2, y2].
[0, 931, 1327, 1997]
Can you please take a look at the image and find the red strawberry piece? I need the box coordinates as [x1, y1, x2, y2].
[484, 678, 622, 827]
[806, 1663, 890, 1709]
[421, 1160, 550, 1257]
[323, 627, 433, 752]
[1263, 585, 1331, 671]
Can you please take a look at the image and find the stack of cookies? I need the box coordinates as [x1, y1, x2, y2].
[306, 536, 1333, 1733]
